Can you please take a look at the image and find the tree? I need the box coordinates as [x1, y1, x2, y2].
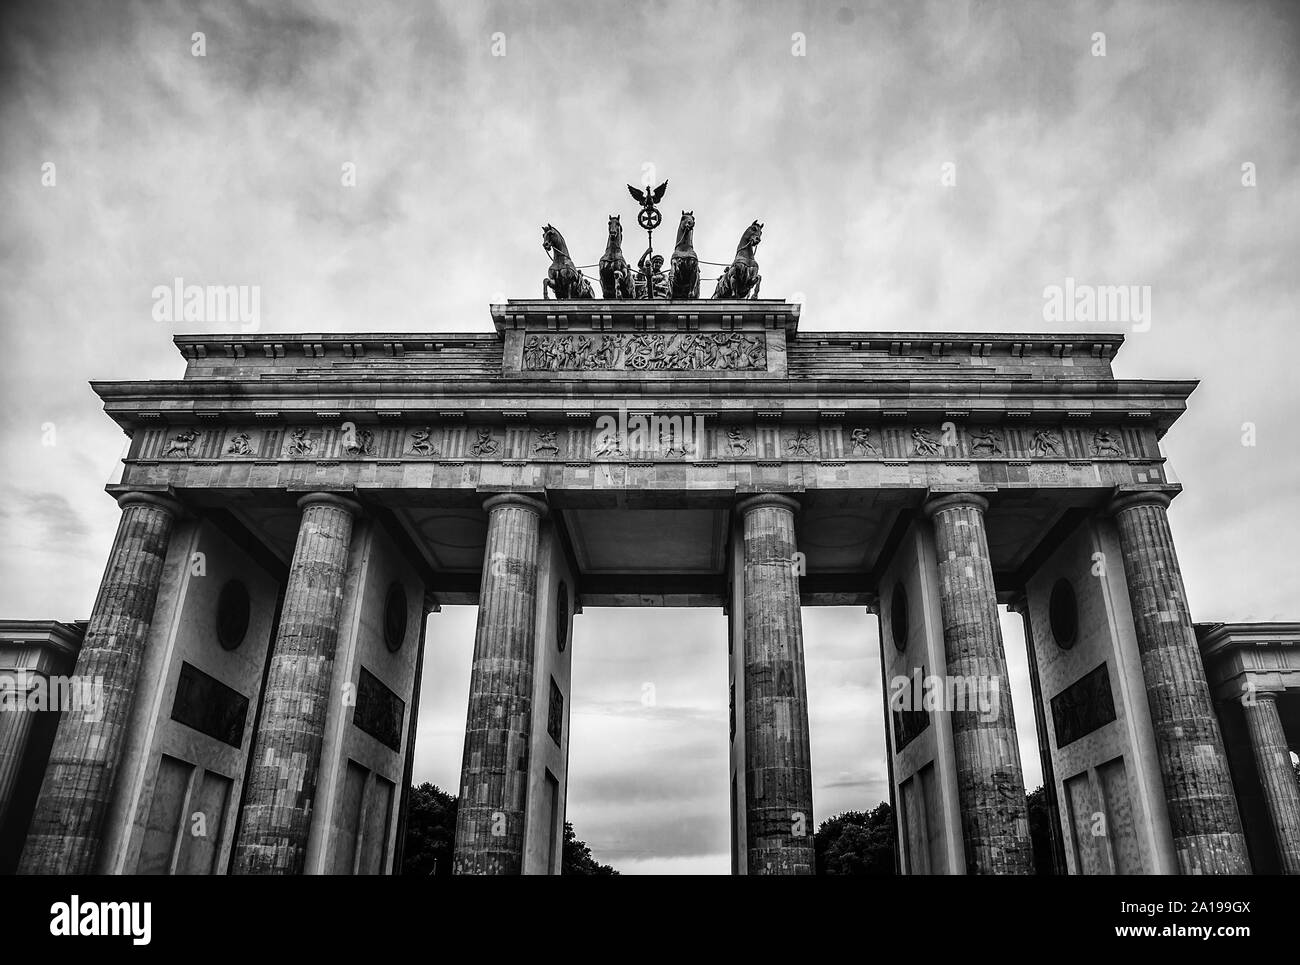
[561, 822, 618, 875]
[400, 782, 458, 876]
[400, 785, 618, 875]
[814, 802, 895, 875]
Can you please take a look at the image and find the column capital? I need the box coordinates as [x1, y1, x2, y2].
[1247, 689, 1281, 704]
[116, 490, 184, 517]
[922, 491, 989, 518]
[1107, 487, 1175, 517]
[482, 492, 548, 518]
[736, 493, 801, 516]
[296, 491, 363, 516]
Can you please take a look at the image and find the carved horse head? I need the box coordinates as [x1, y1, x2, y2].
[542, 224, 572, 264]
[674, 210, 696, 252]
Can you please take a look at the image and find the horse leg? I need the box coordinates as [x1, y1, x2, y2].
[751, 272, 761, 299]
[543, 277, 552, 299]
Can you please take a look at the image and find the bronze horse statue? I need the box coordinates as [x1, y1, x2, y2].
[712, 221, 763, 299]
[668, 210, 699, 300]
[598, 215, 634, 299]
[542, 224, 594, 299]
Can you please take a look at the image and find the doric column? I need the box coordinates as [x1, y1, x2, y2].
[233, 492, 360, 875]
[0, 697, 36, 829]
[19, 491, 181, 874]
[1241, 693, 1300, 874]
[453, 493, 546, 875]
[1108, 490, 1249, 873]
[737, 494, 814, 875]
[922, 492, 1032, 875]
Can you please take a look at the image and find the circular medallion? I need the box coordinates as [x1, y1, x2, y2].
[890, 583, 909, 652]
[556, 581, 570, 652]
[1049, 578, 1078, 650]
[216, 580, 250, 651]
[637, 207, 662, 231]
[384, 582, 408, 653]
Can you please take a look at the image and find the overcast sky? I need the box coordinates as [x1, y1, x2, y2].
[2, 0, 1297, 874]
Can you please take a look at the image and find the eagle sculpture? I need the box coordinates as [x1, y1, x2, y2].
[627, 180, 669, 206]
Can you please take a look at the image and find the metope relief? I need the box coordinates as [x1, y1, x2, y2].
[533, 429, 561, 456]
[284, 428, 316, 457]
[161, 428, 200, 458]
[1031, 429, 1062, 457]
[968, 428, 1003, 456]
[226, 431, 255, 456]
[468, 428, 501, 457]
[911, 427, 943, 457]
[849, 427, 878, 455]
[1092, 428, 1124, 457]
[407, 427, 440, 456]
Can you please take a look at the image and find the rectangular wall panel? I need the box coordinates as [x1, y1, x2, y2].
[1097, 757, 1141, 874]
[1065, 771, 1108, 875]
[920, 763, 947, 875]
[328, 760, 368, 875]
[137, 755, 193, 875]
[357, 775, 395, 875]
[900, 776, 929, 874]
[176, 770, 231, 875]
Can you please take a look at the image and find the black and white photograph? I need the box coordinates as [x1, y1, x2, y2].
[0, 0, 1295, 946]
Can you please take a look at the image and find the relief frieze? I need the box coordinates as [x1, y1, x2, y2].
[144, 420, 1149, 466]
[522, 332, 767, 372]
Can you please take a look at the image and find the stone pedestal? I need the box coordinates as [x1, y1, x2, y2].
[1108, 490, 1250, 874]
[19, 491, 181, 875]
[738, 494, 814, 875]
[1242, 694, 1300, 874]
[453, 493, 546, 875]
[923, 492, 1032, 875]
[233, 492, 361, 875]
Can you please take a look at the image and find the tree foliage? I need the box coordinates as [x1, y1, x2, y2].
[401, 782, 458, 876]
[400, 784, 617, 875]
[814, 801, 895, 875]
[561, 821, 618, 875]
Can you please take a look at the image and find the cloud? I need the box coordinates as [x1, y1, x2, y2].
[0, 488, 92, 543]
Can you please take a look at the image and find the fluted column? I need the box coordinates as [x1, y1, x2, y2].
[1241, 694, 1300, 874]
[923, 492, 1032, 875]
[20, 491, 181, 874]
[233, 492, 360, 875]
[0, 675, 39, 828]
[738, 494, 814, 875]
[453, 493, 546, 875]
[1108, 490, 1250, 874]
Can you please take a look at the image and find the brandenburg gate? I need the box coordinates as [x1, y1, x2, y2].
[9, 204, 1261, 875]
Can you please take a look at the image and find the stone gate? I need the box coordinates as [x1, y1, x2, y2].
[13, 298, 1254, 874]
